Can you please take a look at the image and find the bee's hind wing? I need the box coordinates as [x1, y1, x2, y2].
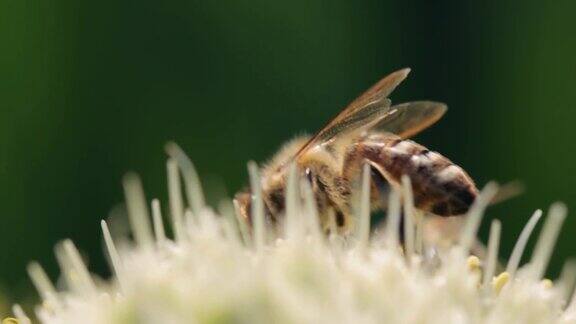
[371, 101, 447, 139]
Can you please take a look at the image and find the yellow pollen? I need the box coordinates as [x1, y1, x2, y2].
[541, 278, 553, 289]
[467, 256, 481, 272]
[2, 318, 19, 324]
[492, 272, 510, 294]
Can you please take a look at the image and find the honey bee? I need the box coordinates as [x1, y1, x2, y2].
[234, 68, 478, 234]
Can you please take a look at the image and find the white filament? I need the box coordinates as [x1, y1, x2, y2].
[167, 159, 185, 242]
[165, 141, 206, 215]
[12, 304, 31, 324]
[566, 284, 576, 317]
[529, 202, 567, 280]
[151, 198, 166, 245]
[559, 260, 576, 306]
[505, 209, 543, 277]
[54, 243, 75, 294]
[460, 182, 499, 252]
[384, 190, 401, 248]
[217, 199, 242, 243]
[248, 161, 266, 250]
[101, 220, 125, 291]
[401, 175, 415, 260]
[300, 178, 322, 241]
[415, 210, 424, 255]
[122, 173, 153, 248]
[55, 240, 96, 296]
[26, 262, 59, 307]
[483, 219, 501, 290]
[285, 163, 300, 239]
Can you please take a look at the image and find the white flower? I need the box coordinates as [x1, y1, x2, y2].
[9, 144, 576, 324]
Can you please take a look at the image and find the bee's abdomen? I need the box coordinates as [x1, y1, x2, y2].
[358, 135, 478, 216]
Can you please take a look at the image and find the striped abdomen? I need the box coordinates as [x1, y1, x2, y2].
[357, 134, 478, 216]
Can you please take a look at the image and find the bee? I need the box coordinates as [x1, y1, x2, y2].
[234, 68, 478, 234]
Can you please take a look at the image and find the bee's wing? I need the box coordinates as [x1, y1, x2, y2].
[302, 97, 392, 147]
[372, 101, 447, 139]
[293, 68, 411, 159]
[342, 68, 411, 114]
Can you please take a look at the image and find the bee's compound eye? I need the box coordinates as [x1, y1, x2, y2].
[305, 168, 313, 183]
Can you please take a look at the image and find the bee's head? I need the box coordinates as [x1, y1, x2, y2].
[234, 166, 318, 227]
[233, 181, 284, 227]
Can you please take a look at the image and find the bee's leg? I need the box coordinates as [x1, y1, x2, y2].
[342, 139, 394, 212]
[372, 169, 407, 246]
[370, 164, 391, 206]
[342, 138, 413, 245]
[398, 210, 407, 246]
[341, 141, 397, 240]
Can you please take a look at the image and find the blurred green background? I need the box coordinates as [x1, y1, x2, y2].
[1, 0, 575, 302]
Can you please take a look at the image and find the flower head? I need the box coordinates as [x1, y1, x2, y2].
[9, 144, 576, 323]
